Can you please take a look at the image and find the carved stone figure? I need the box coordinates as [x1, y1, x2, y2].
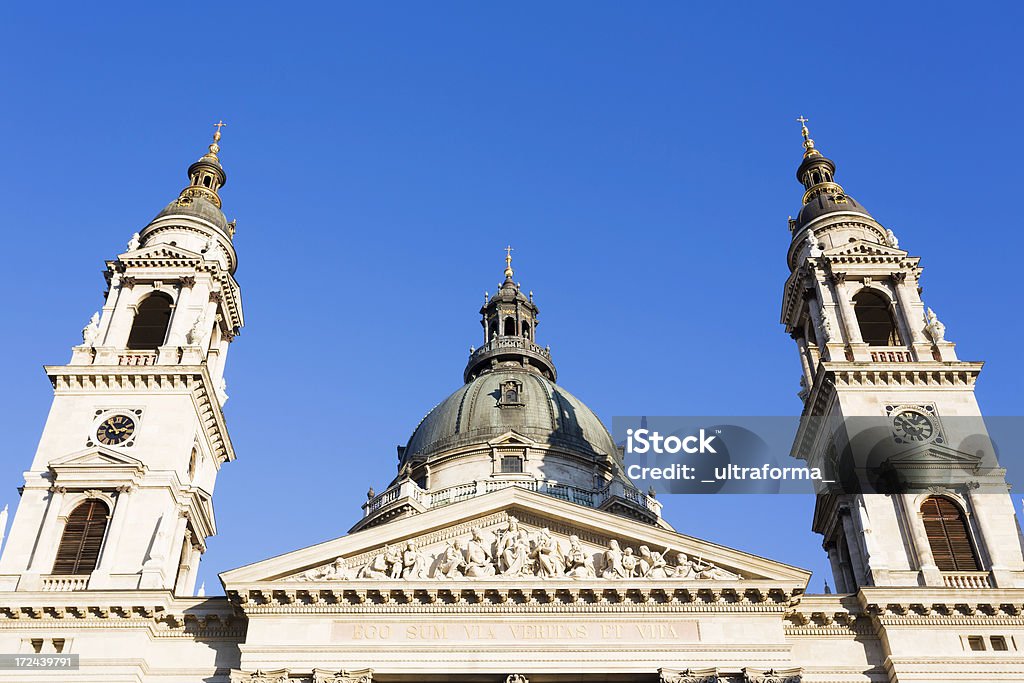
[464, 528, 496, 577]
[621, 546, 638, 577]
[806, 228, 823, 257]
[670, 552, 696, 579]
[602, 539, 628, 578]
[670, 552, 740, 580]
[499, 529, 532, 576]
[638, 545, 670, 578]
[816, 313, 832, 343]
[531, 528, 563, 578]
[885, 228, 899, 248]
[436, 540, 466, 579]
[356, 546, 392, 579]
[924, 307, 945, 342]
[563, 535, 595, 578]
[301, 557, 350, 581]
[401, 540, 428, 579]
[385, 544, 403, 579]
[82, 311, 100, 345]
[127, 232, 141, 251]
[186, 311, 206, 346]
[496, 516, 520, 566]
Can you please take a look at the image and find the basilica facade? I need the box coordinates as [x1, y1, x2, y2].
[0, 123, 1021, 682]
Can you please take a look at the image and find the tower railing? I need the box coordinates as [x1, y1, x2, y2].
[362, 477, 659, 519]
[468, 335, 551, 363]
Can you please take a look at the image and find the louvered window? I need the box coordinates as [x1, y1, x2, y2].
[52, 499, 110, 575]
[921, 496, 979, 571]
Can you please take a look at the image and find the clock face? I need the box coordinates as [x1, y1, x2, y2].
[892, 410, 934, 443]
[96, 414, 136, 446]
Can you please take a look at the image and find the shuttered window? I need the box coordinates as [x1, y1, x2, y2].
[921, 496, 979, 571]
[52, 499, 110, 575]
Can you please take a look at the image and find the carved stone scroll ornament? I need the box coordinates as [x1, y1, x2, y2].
[506, 675, 529, 683]
[288, 523, 744, 582]
[659, 667, 721, 683]
[231, 670, 289, 683]
[313, 668, 373, 683]
[743, 667, 803, 683]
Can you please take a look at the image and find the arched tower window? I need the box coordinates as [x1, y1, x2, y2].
[921, 496, 980, 571]
[852, 290, 901, 346]
[503, 317, 516, 336]
[522, 322, 531, 340]
[52, 499, 110, 575]
[127, 293, 173, 350]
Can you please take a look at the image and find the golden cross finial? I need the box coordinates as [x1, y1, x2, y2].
[504, 245, 514, 279]
[213, 120, 227, 141]
[796, 115, 817, 156]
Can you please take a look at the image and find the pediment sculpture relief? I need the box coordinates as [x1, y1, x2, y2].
[288, 516, 742, 582]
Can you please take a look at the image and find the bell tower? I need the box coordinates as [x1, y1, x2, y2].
[0, 125, 244, 594]
[781, 119, 1024, 591]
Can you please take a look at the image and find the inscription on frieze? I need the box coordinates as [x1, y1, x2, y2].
[331, 619, 699, 644]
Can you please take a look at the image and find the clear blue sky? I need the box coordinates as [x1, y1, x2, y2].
[1, 3, 1022, 593]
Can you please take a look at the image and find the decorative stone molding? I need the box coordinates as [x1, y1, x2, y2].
[659, 667, 721, 682]
[120, 276, 137, 289]
[179, 275, 197, 289]
[313, 668, 373, 683]
[505, 676, 528, 683]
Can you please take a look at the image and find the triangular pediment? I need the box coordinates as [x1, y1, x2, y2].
[48, 446, 147, 488]
[884, 442, 983, 466]
[49, 446, 146, 470]
[824, 239, 907, 259]
[122, 243, 203, 262]
[220, 487, 810, 590]
[487, 430, 536, 447]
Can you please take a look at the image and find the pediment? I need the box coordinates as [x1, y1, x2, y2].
[824, 239, 907, 259]
[487, 430, 536, 447]
[48, 446, 147, 487]
[49, 446, 146, 470]
[122, 244, 203, 262]
[221, 487, 810, 590]
[883, 442, 983, 466]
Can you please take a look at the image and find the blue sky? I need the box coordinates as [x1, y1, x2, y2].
[1, 3, 1022, 593]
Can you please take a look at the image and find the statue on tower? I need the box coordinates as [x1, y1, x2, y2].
[82, 312, 101, 346]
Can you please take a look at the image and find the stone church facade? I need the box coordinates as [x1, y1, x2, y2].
[0, 123, 1021, 682]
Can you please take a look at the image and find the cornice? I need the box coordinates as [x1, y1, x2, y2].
[44, 364, 235, 464]
[0, 592, 245, 639]
[226, 582, 802, 616]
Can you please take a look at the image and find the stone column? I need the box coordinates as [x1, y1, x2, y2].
[825, 543, 849, 593]
[27, 486, 67, 575]
[839, 507, 869, 588]
[966, 491, 1017, 587]
[168, 277, 196, 345]
[834, 278, 870, 361]
[903, 493, 943, 587]
[90, 486, 133, 586]
[794, 334, 814, 390]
